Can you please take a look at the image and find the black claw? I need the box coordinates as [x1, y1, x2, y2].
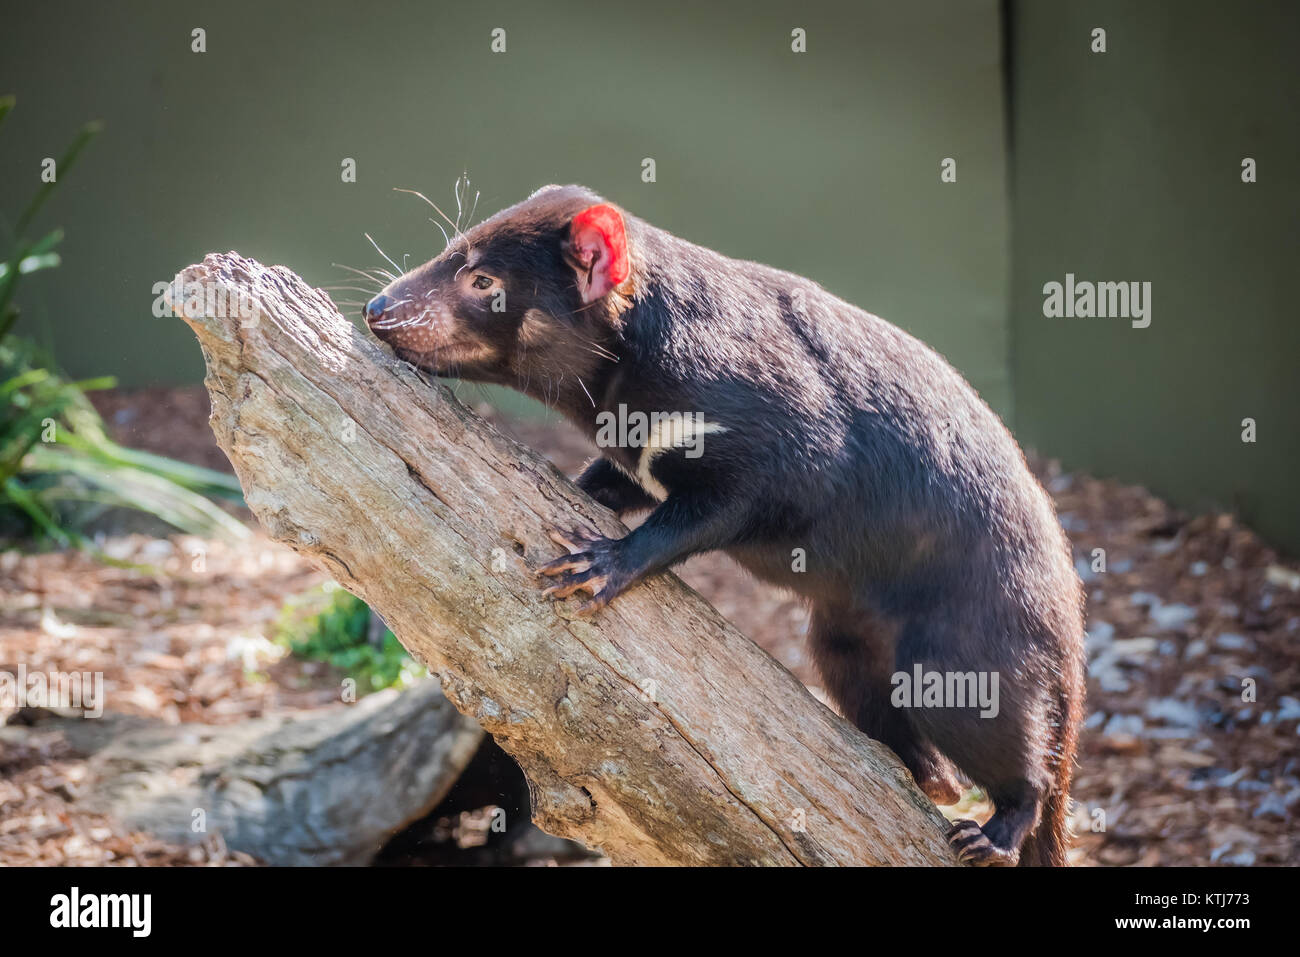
[946, 819, 981, 839]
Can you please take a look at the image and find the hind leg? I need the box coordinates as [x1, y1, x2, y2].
[899, 617, 1054, 865]
[808, 607, 963, 805]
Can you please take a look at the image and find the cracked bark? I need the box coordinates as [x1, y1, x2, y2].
[171, 252, 959, 866]
[19, 680, 485, 866]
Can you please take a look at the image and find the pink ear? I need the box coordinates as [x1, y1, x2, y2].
[569, 204, 629, 302]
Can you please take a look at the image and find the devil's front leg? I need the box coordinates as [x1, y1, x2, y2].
[574, 456, 658, 515]
[538, 489, 748, 615]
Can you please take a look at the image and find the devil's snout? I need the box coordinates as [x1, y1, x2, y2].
[363, 294, 391, 325]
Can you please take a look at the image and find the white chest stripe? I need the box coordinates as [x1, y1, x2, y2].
[634, 418, 727, 501]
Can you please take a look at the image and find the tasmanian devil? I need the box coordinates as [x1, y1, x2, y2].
[362, 184, 1086, 866]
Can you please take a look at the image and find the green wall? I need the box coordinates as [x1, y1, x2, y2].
[1009, 0, 1300, 551]
[6, 1, 1296, 549]
[0, 0, 1011, 417]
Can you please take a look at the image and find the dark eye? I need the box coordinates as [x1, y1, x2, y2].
[471, 274, 493, 290]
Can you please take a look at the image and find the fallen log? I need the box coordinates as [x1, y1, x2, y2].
[171, 252, 959, 866]
[24, 680, 483, 866]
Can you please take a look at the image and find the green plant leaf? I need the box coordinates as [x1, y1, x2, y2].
[0, 367, 50, 396]
[0, 251, 61, 283]
[2, 475, 74, 546]
[15, 121, 102, 239]
[54, 429, 244, 501]
[24, 444, 250, 540]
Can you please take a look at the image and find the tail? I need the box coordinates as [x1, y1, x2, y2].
[1019, 653, 1084, 867]
[1018, 787, 1070, 866]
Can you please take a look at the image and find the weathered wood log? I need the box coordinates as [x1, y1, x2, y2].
[38, 680, 483, 866]
[171, 252, 959, 866]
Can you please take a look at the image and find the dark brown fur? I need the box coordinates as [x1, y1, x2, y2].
[365, 185, 1086, 865]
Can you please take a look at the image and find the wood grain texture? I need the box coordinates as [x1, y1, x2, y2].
[80, 680, 483, 866]
[172, 252, 959, 866]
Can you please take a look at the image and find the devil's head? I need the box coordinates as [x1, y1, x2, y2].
[362, 185, 632, 389]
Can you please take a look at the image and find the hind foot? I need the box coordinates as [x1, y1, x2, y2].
[946, 819, 1020, 866]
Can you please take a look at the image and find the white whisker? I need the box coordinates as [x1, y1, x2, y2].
[364, 232, 404, 277]
[431, 218, 451, 248]
[394, 187, 460, 238]
[333, 262, 393, 284]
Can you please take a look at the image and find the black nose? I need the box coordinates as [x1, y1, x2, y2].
[363, 294, 391, 323]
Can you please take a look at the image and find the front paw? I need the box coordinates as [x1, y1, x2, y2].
[537, 527, 630, 615]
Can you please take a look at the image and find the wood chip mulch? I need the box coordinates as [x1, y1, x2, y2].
[0, 386, 1294, 866]
[0, 533, 337, 864]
